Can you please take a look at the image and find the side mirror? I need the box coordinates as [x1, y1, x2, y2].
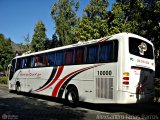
[8, 64, 12, 68]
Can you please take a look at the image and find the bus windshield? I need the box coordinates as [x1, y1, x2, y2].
[129, 37, 154, 59]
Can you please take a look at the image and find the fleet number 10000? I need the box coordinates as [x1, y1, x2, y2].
[97, 71, 112, 76]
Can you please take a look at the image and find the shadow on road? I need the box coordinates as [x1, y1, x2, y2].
[2, 91, 160, 119]
[79, 102, 160, 118]
[22, 92, 160, 117]
[0, 94, 87, 120]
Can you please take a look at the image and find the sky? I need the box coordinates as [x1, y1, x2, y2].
[0, 0, 116, 44]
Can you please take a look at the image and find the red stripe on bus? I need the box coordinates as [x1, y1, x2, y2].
[52, 65, 101, 97]
[52, 70, 79, 97]
[36, 66, 64, 92]
[131, 67, 141, 70]
[97, 37, 106, 43]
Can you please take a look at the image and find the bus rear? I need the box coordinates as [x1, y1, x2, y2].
[120, 34, 155, 103]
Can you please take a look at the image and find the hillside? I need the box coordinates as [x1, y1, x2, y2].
[10, 41, 22, 53]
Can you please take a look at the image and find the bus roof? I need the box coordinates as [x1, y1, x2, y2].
[14, 32, 152, 59]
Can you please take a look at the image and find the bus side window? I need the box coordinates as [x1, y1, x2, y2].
[65, 49, 74, 65]
[12, 59, 16, 69]
[113, 40, 118, 62]
[86, 45, 98, 64]
[10, 59, 16, 71]
[35, 54, 46, 67]
[39, 55, 44, 66]
[31, 56, 35, 67]
[21, 57, 31, 68]
[75, 47, 84, 64]
[43, 54, 48, 66]
[48, 52, 55, 66]
[21, 58, 25, 68]
[26, 57, 31, 68]
[99, 41, 113, 62]
[55, 51, 63, 66]
[16, 58, 21, 71]
[34, 56, 39, 67]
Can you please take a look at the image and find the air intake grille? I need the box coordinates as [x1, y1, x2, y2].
[96, 78, 113, 99]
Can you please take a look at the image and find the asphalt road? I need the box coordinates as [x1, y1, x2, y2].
[0, 84, 159, 120]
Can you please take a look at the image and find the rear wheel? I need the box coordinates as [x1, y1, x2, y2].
[65, 87, 79, 107]
[16, 84, 21, 94]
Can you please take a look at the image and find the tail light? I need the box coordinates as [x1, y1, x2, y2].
[123, 72, 129, 85]
[123, 81, 129, 85]
[123, 77, 129, 80]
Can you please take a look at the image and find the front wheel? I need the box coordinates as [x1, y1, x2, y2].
[16, 84, 21, 95]
[65, 87, 79, 107]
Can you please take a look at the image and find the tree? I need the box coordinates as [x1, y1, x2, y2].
[44, 38, 50, 50]
[18, 42, 24, 49]
[51, 0, 80, 45]
[0, 33, 14, 75]
[24, 33, 31, 52]
[74, 0, 110, 41]
[116, 0, 160, 77]
[31, 20, 47, 51]
[108, 2, 133, 35]
[50, 33, 60, 48]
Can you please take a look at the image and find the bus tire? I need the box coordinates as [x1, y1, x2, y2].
[16, 83, 21, 95]
[65, 86, 79, 107]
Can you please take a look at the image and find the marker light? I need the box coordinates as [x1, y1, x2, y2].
[123, 72, 129, 76]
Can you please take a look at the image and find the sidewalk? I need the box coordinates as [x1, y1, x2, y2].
[0, 84, 8, 87]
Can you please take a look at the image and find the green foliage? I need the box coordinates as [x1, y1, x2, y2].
[74, 0, 133, 41]
[50, 33, 60, 48]
[31, 20, 47, 51]
[115, 0, 160, 77]
[0, 34, 14, 73]
[0, 76, 8, 84]
[0, 65, 3, 72]
[18, 42, 25, 49]
[51, 0, 80, 45]
[41, 33, 60, 49]
[50, 0, 160, 78]
[109, 2, 133, 34]
[24, 33, 31, 52]
[75, 0, 109, 41]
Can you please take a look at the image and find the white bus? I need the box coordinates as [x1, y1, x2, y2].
[8, 33, 155, 105]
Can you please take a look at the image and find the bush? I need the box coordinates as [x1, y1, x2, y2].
[0, 76, 8, 84]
